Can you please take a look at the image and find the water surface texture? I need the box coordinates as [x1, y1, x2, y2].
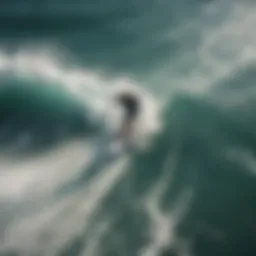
[0, 1, 256, 256]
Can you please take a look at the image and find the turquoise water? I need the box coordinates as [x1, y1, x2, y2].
[0, 1, 256, 256]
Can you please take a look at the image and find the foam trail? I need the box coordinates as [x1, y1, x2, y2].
[2, 154, 129, 255]
[140, 146, 180, 256]
[81, 220, 111, 256]
[139, 134, 194, 256]
[0, 140, 91, 201]
[56, 134, 130, 197]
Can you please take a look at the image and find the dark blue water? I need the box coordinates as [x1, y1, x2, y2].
[0, 1, 255, 256]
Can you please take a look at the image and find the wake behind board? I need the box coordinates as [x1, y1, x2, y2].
[56, 135, 132, 197]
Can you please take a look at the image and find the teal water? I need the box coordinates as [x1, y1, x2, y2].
[0, 1, 256, 256]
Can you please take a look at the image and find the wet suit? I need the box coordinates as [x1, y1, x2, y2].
[115, 92, 140, 141]
[117, 93, 140, 121]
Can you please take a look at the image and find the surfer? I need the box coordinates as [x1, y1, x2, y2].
[56, 91, 141, 197]
[115, 91, 140, 143]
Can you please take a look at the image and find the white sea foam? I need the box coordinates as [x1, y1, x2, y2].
[0, 49, 162, 254]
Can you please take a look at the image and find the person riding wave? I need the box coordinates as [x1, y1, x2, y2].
[115, 91, 140, 143]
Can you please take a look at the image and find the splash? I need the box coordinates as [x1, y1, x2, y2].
[106, 82, 162, 150]
[0, 49, 162, 141]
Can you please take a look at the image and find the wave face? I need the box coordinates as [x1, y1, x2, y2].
[0, 1, 256, 256]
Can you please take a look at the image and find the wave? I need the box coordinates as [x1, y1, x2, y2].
[1, 1, 256, 256]
[0, 51, 161, 156]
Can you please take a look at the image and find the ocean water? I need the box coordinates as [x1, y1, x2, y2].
[0, 0, 256, 256]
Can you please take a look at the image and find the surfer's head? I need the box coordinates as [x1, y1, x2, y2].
[116, 91, 140, 121]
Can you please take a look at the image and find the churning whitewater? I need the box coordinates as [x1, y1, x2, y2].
[0, 1, 256, 256]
